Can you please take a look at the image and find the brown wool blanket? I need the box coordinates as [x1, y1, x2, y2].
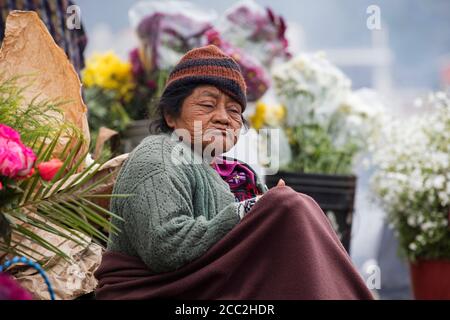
[94, 186, 374, 300]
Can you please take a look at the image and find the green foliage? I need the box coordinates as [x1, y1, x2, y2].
[282, 109, 363, 175]
[0, 75, 130, 264]
[284, 123, 360, 175]
[0, 75, 78, 147]
[85, 86, 131, 135]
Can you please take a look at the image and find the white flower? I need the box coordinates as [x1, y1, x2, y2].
[407, 216, 417, 227]
[409, 243, 417, 251]
[420, 221, 435, 232]
[438, 191, 449, 206]
[432, 175, 446, 190]
[272, 51, 352, 125]
[416, 235, 426, 244]
[417, 215, 425, 225]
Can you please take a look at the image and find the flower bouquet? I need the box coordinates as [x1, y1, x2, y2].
[0, 76, 124, 264]
[218, 0, 291, 68]
[370, 91, 450, 298]
[252, 52, 384, 251]
[82, 49, 162, 155]
[82, 51, 134, 154]
[270, 52, 381, 174]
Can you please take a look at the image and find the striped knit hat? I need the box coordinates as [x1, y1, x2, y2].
[162, 45, 247, 110]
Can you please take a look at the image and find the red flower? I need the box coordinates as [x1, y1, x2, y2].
[37, 159, 63, 181]
[0, 181, 3, 191]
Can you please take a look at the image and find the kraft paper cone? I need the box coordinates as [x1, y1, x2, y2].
[0, 11, 90, 172]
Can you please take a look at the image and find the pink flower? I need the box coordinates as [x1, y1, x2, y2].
[0, 124, 36, 179]
[0, 181, 3, 191]
[37, 158, 63, 181]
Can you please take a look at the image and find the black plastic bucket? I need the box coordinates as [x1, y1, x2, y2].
[265, 172, 356, 252]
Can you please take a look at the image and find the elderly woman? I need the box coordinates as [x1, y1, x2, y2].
[94, 45, 373, 300]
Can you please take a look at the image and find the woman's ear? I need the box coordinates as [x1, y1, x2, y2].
[164, 113, 176, 129]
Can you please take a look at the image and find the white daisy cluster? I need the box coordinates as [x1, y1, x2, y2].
[271, 52, 384, 174]
[272, 51, 352, 127]
[371, 91, 450, 260]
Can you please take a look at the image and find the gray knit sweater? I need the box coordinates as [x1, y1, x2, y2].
[107, 133, 267, 274]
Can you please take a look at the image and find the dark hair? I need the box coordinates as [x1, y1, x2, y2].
[148, 83, 249, 134]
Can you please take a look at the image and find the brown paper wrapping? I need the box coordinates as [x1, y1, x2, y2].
[0, 10, 134, 299]
[5, 212, 100, 300]
[7, 153, 129, 299]
[0, 11, 90, 172]
[94, 127, 119, 160]
[13, 234, 103, 300]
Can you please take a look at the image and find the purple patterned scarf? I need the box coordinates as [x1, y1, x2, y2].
[211, 157, 262, 202]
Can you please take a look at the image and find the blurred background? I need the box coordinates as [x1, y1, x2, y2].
[1, 0, 449, 300]
[59, 0, 450, 299]
[74, 0, 450, 299]
[78, 0, 450, 94]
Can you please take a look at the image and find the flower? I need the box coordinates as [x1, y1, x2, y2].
[0, 181, 3, 191]
[129, 48, 145, 79]
[371, 92, 450, 260]
[82, 51, 135, 101]
[265, 103, 286, 127]
[37, 158, 63, 181]
[250, 101, 267, 130]
[250, 101, 285, 129]
[132, 1, 214, 72]
[219, 0, 291, 67]
[266, 52, 378, 174]
[0, 124, 36, 179]
[272, 52, 352, 126]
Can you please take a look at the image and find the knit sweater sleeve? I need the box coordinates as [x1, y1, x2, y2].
[124, 165, 241, 274]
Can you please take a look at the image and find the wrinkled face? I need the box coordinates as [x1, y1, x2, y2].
[165, 85, 243, 157]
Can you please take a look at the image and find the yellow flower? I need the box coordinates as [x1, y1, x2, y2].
[250, 101, 286, 129]
[250, 101, 268, 130]
[265, 104, 286, 127]
[82, 51, 135, 100]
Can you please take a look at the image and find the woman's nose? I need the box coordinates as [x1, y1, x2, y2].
[212, 105, 230, 124]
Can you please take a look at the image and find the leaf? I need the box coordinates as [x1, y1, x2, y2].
[0, 212, 12, 245]
[1, 76, 126, 261]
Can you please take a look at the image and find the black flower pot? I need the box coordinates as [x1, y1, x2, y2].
[265, 172, 356, 253]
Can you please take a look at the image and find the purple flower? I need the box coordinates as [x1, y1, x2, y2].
[136, 12, 212, 72]
[129, 48, 145, 79]
[221, 2, 291, 66]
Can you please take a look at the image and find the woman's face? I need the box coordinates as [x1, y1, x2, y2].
[165, 85, 243, 157]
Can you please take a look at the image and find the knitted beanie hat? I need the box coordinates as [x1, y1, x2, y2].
[162, 45, 247, 110]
